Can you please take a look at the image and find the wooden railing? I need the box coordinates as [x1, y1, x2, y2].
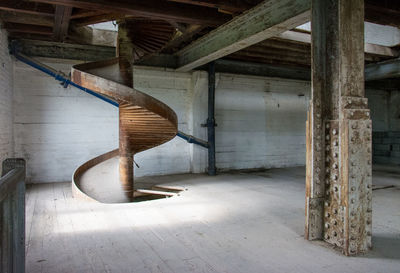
[0, 158, 26, 273]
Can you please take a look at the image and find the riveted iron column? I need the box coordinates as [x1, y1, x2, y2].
[306, 0, 371, 255]
[207, 61, 216, 175]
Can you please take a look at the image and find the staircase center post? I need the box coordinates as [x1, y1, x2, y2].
[119, 106, 134, 201]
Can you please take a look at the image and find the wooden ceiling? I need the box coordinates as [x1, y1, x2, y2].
[1, 0, 399, 68]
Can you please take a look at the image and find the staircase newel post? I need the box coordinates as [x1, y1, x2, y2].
[119, 105, 134, 201]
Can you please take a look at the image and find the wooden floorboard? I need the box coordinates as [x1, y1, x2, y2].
[25, 167, 400, 273]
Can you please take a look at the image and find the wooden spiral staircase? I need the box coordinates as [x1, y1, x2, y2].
[71, 57, 178, 203]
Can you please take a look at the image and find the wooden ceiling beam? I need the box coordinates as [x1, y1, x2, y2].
[365, 58, 400, 81]
[4, 22, 53, 35]
[0, 1, 54, 17]
[54, 5, 73, 42]
[27, 0, 230, 26]
[11, 39, 115, 61]
[259, 38, 310, 53]
[226, 54, 310, 67]
[275, 30, 399, 57]
[0, 11, 54, 27]
[166, 0, 252, 13]
[214, 59, 311, 80]
[175, 0, 311, 72]
[230, 50, 311, 66]
[365, 1, 400, 28]
[8, 33, 55, 41]
[70, 9, 106, 19]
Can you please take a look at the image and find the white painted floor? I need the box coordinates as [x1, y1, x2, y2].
[26, 166, 400, 273]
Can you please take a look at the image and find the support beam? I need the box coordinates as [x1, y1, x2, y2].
[11, 39, 116, 61]
[27, 0, 230, 26]
[175, 0, 311, 72]
[276, 30, 399, 57]
[54, 5, 72, 42]
[306, 0, 372, 256]
[365, 58, 400, 81]
[207, 62, 216, 176]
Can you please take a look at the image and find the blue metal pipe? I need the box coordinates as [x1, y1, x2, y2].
[176, 131, 209, 149]
[11, 49, 209, 148]
[12, 51, 120, 107]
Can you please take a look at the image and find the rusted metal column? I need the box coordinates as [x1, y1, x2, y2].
[207, 61, 216, 176]
[305, 0, 328, 241]
[119, 104, 134, 201]
[306, 0, 372, 255]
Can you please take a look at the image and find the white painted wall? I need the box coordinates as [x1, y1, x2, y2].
[13, 59, 312, 182]
[0, 28, 14, 174]
[366, 89, 390, 132]
[13, 59, 118, 183]
[13, 57, 396, 183]
[13, 60, 193, 182]
[214, 74, 310, 170]
[132, 67, 193, 177]
[364, 88, 400, 132]
[388, 91, 400, 131]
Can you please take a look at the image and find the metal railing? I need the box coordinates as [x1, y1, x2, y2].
[0, 158, 26, 273]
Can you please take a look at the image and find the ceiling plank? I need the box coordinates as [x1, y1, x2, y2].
[214, 59, 310, 80]
[27, 0, 230, 26]
[8, 33, 55, 41]
[70, 9, 106, 19]
[175, 0, 311, 72]
[0, 1, 54, 17]
[137, 53, 399, 82]
[365, 2, 400, 28]
[0, 11, 54, 27]
[4, 22, 53, 35]
[54, 5, 73, 42]
[166, 0, 251, 13]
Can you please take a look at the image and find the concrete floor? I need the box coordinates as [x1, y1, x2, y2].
[26, 166, 400, 273]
